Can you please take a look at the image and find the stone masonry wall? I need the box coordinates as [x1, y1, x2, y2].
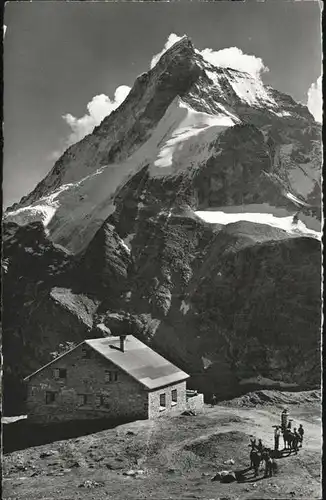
[186, 393, 204, 412]
[26, 343, 148, 423]
[148, 380, 187, 419]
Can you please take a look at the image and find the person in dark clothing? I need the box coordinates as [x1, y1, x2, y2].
[211, 394, 217, 407]
[287, 419, 293, 431]
[287, 431, 295, 451]
[257, 439, 264, 453]
[293, 429, 300, 454]
[262, 449, 273, 478]
[248, 438, 258, 469]
[250, 449, 261, 476]
[298, 424, 304, 447]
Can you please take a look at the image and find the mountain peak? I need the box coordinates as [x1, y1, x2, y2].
[168, 35, 194, 52]
[153, 35, 197, 69]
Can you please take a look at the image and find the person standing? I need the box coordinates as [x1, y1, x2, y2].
[248, 438, 257, 469]
[282, 428, 287, 449]
[274, 426, 281, 451]
[250, 449, 261, 477]
[298, 424, 304, 447]
[262, 449, 273, 478]
[293, 428, 300, 454]
[281, 408, 289, 432]
[287, 419, 293, 431]
[211, 394, 217, 407]
[257, 439, 263, 454]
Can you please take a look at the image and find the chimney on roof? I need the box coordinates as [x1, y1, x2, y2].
[120, 335, 126, 352]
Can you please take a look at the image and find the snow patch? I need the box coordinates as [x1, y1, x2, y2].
[24, 247, 34, 254]
[5, 204, 57, 228]
[196, 203, 320, 231]
[195, 208, 320, 239]
[52, 242, 73, 255]
[120, 238, 131, 254]
[149, 97, 236, 177]
[286, 192, 309, 207]
[273, 111, 291, 117]
[2, 415, 27, 424]
[207, 68, 279, 109]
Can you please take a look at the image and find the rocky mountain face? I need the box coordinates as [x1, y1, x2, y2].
[3, 36, 321, 413]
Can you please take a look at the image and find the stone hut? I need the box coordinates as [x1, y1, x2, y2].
[24, 335, 192, 423]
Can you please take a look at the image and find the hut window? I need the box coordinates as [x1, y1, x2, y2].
[159, 393, 166, 409]
[45, 391, 57, 404]
[105, 371, 118, 382]
[82, 348, 91, 358]
[95, 395, 106, 407]
[171, 389, 177, 405]
[54, 368, 67, 379]
[78, 394, 90, 406]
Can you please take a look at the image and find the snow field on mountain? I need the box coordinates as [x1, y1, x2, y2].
[274, 110, 291, 117]
[5, 98, 233, 253]
[205, 67, 279, 110]
[286, 192, 309, 206]
[195, 206, 320, 239]
[4, 182, 77, 229]
[229, 76, 278, 109]
[149, 97, 236, 176]
[4, 204, 57, 228]
[5, 163, 132, 253]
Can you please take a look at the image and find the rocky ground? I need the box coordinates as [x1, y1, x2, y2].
[2, 390, 322, 500]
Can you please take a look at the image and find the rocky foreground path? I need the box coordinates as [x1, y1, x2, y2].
[3, 390, 321, 500]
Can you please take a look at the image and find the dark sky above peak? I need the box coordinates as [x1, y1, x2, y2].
[3, 1, 322, 207]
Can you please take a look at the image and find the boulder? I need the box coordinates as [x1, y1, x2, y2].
[39, 450, 58, 459]
[123, 470, 136, 477]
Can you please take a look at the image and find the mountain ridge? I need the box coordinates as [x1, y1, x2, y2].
[7, 36, 318, 214]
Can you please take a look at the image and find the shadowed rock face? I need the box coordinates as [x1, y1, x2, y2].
[3, 36, 321, 413]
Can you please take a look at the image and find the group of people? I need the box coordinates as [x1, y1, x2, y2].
[248, 408, 305, 479]
[279, 408, 304, 453]
[248, 438, 277, 478]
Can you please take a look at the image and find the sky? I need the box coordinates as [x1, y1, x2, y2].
[3, 1, 322, 208]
